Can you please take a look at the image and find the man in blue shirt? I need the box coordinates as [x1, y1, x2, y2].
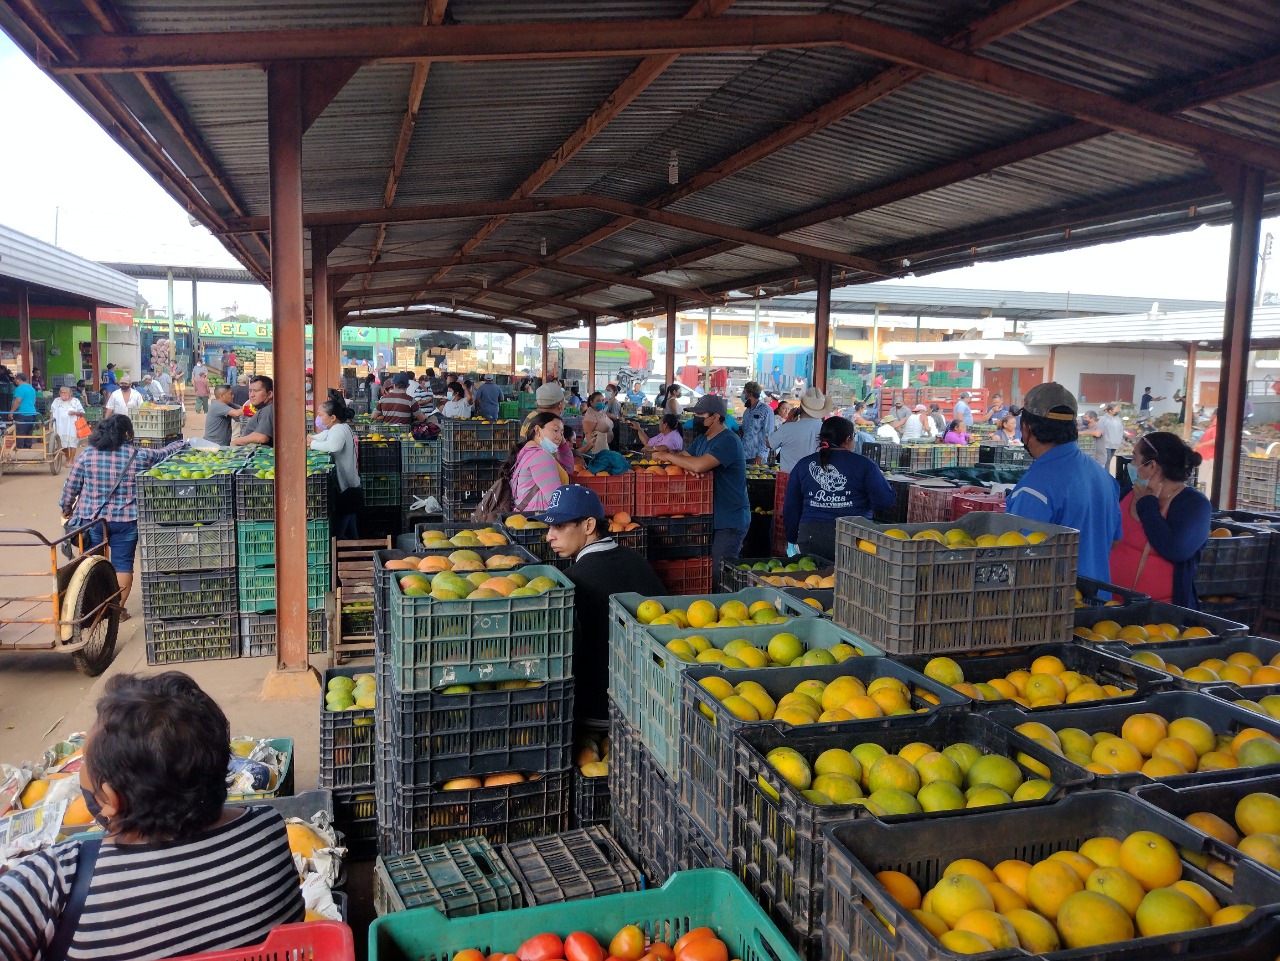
[626, 383, 645, 405]
[10, 372, 39, 449]
[1006, 382, 1122, 583]
[655, 395, 750, 588]
[954, 391, 974, 427]
[739, 381, 775, 466]
[473, 372, 504, 420]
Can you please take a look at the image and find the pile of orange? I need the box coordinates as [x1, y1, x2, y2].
[1125, 648, 1280, 686]
[1182, 791, 1280, 881]
[923, 654, 1133, 707]
[1074, 620, 1214, 644]
[876, 830, 1253, 953]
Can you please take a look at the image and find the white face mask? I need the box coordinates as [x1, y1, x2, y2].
[540, 437, 560, 455]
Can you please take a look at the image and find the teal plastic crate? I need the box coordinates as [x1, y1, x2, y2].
[387, 565, 574, 691]
[369, 869, 803, 961]
[499, 401, 520, 420]
[238, 563, 331, 612]
[226, 736, 295, 802]
[374, 836, 522, 917]
[236, 519, 330, 568]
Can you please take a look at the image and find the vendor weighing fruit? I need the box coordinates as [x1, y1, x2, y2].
[0, 672, 303, 960]
[542, 485, 664, 729]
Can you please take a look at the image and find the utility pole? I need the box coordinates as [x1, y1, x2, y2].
[1258, 232, 1274, 307]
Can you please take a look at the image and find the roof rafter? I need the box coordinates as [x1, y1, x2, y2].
[349, 278, 614, 318]
[494, 0, 1081, 292]
[426, 0, 740, 289]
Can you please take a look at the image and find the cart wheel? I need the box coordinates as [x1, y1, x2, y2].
[67, 557, 120, 676]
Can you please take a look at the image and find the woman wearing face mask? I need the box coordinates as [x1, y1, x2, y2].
[1109, 432, 1211, 607]
[0, 672, 303, 960]
[581, 391, 614, 455]
[508, 412, 570, 511]
[310, 389, 362, 539]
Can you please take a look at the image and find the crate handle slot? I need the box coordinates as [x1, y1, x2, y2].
[751, 924, 790, 961]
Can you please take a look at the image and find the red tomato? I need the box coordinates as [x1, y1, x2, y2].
[608, 925, 646, 961]
[646, 945, 675, 961]
[518, 933, 565, 961]
[672, 929, 716, 957]
[564, 932, 605, 961]
[675, 939, 727, 961]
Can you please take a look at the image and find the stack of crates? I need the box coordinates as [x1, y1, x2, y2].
[232, 449, 334, 654]
[633, 467, 714, 592]
[137, 457, 240, 664]
[358, 426, 407, 537]
[374, 837, 522, 917]
[1194, 519, 1271, 624]
[400, 436, 442, 530]
[440, 418, 521, 522]
[132, 405, 184, 448]
[319, 665, 379, 858]
[373, 555, 575, 856]
[1238, 454, 1280, 511]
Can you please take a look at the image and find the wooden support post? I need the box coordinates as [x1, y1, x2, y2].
[813, 261, 832, 394]
[90, 309, 101, 390]
[587, 317, 598, 394]
[263, 62, 319, 695]
[17, 284, 31, 377]
[665, 296, 677, 387]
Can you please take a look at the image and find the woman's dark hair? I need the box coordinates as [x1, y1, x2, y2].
[998, 413, 1016, 432]
[949, 419, 964, 433]
[322, 388, 354, 423]
[1020, 410, 1078, 446]
[448, 382, 465, 400]
[660, 413, 681, 433]
[90, 414, 134, 451]
[654, 383, 668, 406]
[503, 411, 562, 476]
[817, 416, 854, 468]
[85, 671, 230, 840]
[587, 391, 604, 407]
[1138, 431, 1203, 483]
[563, 424, 577, 444]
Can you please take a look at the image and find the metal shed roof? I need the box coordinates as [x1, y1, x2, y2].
[3, 1, 1279, 334]
[0, 224, 138, 310]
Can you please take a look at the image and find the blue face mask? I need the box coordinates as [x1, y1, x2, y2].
[540, 437, 560, 455]
[594, 402, 606, 411]
[1127, 463, 1143, 486]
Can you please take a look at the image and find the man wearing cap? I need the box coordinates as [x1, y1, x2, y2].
[374, 373, 427, 427]
[899, 404, 937, 442]
[954, 391, 974, 427]
[739, 381, 775, 466]
[525, 381, 574, 473]
[473, 372, 504, 420]
[769, 386, 827, 474]
[1006, 382, 1122, 582]
[541, 485, 665, 729]
[655, 395, 750, 587]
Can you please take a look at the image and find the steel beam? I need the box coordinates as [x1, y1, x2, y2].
[665, 297, 677, 387]
[812, 262, 831, 395]
[310, 234, 333, 405]
[265, 63, 312, 679]
[16, 284, 31, 378]
[1213, 167, 1266, 509]
[587, 317, 598, 395]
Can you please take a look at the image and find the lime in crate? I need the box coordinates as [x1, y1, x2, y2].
[833, 512, 1080, 656]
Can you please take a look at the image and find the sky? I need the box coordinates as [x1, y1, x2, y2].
[2, 32, 1276, 329]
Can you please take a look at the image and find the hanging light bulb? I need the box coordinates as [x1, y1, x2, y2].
[540, 237, 547, 256]
[669, 149, 679, 185]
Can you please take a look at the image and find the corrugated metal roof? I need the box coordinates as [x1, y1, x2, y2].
[0, 225, 138, 308]
[4, 0, 1279, 329]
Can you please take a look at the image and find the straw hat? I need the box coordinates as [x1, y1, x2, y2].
[799, 387, 830, 418]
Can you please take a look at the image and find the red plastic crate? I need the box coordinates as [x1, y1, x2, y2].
[906, 484, 986, 524]
[773, 471, 789, 555]
[634, 469, 713, 517]
[950, 492, 1006, 520]
[571, 470, 636, 517]
[652, 557, 713, 595]
[162, 922, 354, 961]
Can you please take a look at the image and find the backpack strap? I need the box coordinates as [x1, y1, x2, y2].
[46, 836, 102, 961]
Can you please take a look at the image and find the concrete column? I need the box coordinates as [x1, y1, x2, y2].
[264, 62, 316, 689]
[813, 262, 831, 394]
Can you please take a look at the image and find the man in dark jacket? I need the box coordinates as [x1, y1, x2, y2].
[541, 485, 665, 729]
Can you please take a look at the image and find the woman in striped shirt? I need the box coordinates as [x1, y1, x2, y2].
[508, 412, 570, 512]
[0, 672, 303, 960]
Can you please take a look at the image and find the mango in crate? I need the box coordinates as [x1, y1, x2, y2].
[922, 654, 1133, 707]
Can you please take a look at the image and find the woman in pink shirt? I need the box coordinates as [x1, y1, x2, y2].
[632, 413, 684, 452]
[509, 412, 570, 511]
[942, 419, 971, 444]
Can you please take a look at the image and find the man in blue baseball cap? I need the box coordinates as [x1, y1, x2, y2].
[541, 485, 664, 728]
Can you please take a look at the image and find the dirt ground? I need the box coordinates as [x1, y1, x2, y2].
[0, 406, 378, 955]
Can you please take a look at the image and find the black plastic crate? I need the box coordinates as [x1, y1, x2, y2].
[498, 826, 641, 905]
[138, 520, 236, 573]
[1201, 595, 1261, 626]
[895, 640, 1174, 712]
[862, 441, 904, 471]
[440, 418, 522, 462]
[978, 442, 1033, 467]
[374, 836, 522, 917]
[140, 569, 238, 620]
[641, 514, 713, 560]
[874, 474, 917, 524]
[360, 506, 403, 539]
[1098, 635, 1280, 695]
[1075, 599, 1249, 639]
[676, 808, 730, 872]
[501, 515, 557, 564]
[381, 679, 574, 785]
[733, 710, 1087, 947]
[721, 555, 833, 594]
[1076, 575, 1150, 608]
[442, 459, 504, 498]
[572, 769, 611, 828]
[401, 472, 439, 510]
[319, 665, 376, 790]
[443, 490, 485, 522]
[358, 435, 402, 473]
[823, 790, 1280, 961]
[136, 433, 182, 449]
[234, 467, 332, 521]
[360, 471, 402, 508]
[239, 610, 327, 657]
[681, 658, 967, 859]
[607, 700, 641, 862]
[137, 473, 235, 526]
[144, 614, 238, 665]
[334, 787, 378, 861]
[987, 689, 1280, 792]
[604, 701, 680, 886]
[781, 587, 833, 617]
[379, 768, 571, 856]
[400, 439, 442, 475]
[1198, 521, 1270, 598]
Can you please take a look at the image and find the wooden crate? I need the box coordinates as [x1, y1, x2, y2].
[331, 536, 389, 663]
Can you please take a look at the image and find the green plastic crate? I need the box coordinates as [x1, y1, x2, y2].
[236, 519, 330, 568]
[499, 401, 520, 420]
[369, 869, 803, 961]
[361, 471, 402, 508]
[238, 563, 331, 612]
[374, 837, 522, 917]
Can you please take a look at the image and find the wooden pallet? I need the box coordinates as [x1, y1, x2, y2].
[331, 536, 387, 663]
